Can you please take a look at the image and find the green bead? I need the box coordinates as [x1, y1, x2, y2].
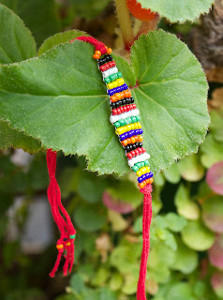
[120, 119, 125, 126]
[104, 77, 110, 84]
[117, 72, 122, 78]
[140, 162, 144, 168]
[115, 121, 121, 128]
[70, 234, 76, 239]
[132, 116, 137, 123]
[132, 166, 139, 172]
[137, 115, 141, 122]
[135, 163, 140, 169]
[110, 73, 117, 81]
[126, 117, 131, 124]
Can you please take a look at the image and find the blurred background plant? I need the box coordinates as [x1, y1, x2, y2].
[0, 0, 222, 299]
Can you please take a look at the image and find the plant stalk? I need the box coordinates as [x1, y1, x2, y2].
[114, 0, 134, 49]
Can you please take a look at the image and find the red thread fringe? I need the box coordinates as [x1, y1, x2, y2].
[47, 149, 76, 277]
[137, 184, 153, 300]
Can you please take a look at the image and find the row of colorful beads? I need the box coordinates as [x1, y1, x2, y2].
[93, 48, 153, 188]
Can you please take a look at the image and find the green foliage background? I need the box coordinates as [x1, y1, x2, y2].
[0, 0, 222, 300]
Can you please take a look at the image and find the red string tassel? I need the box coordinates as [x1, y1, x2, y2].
[47, 149, 76, 277]
[137, 184, 153, 300]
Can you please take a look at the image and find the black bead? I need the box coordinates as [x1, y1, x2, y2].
[126, 145, 130, 151]
[98, 55, 112, 66]
[132, 143, 137, 150]
[129, 144, 133, 151]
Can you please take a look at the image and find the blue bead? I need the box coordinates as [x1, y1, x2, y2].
[137, 172, 153, 183]
[107, 84, 129, 96]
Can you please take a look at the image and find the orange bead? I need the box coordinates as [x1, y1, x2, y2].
[138, 136, 143, 142]
[119, 92, 124, 99]
[124, 90, 131, 97]
[107, 47, 112, 54]
[116, 93, 122, 100]
[122, 140, 128, 146]
[56, 244, 64, 250]
[111, 95, 117, 102]
[139, 182, 145, 188]
[131, 137, 136, 143]
[93, 54, 100, 59]
[95, 50, 101, 56]
[127, 138, 131, 144]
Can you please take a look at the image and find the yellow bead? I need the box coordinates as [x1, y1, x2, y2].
[137, 170, 143, 177]
[140, 167, 145, 174]
[66, 242, 71, 246]
[108, 82, 115, 89]
[138, 122, 142, 129]
[131, 123, 136, 130]
[117, 78, 124, 86]
[127, 125, 132, 131]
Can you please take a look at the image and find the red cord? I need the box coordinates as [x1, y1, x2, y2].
[137, 184, 153, 300]
[71, 36, 107, 55]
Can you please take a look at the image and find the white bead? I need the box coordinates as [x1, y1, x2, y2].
[102, 67, 118, 78]
[128, 153, 150, 167]
[110, 109, 139, 124]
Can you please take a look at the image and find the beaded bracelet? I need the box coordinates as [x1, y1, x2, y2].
[93, 48, 154, 189]
[46, 36, 153, 300]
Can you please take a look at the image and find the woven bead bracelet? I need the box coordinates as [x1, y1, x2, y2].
[46, 36, 153, 300]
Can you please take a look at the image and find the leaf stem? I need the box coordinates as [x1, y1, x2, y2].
[114, 0, 134, 49]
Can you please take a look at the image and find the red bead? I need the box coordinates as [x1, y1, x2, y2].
[100, 65, 106, 71]
[117, 108, 121, 114]
[132, 104, 137, 109]
[113, 109, 117, 115]
[135, 149, 139, 156]
[139, 148, 143, 154]
[131, 150, 135, 157]
[122, 106, 127, 113]
[126, 105, 130, 112]
[127, 153, 133, 159]
[111, 61, 116, 67]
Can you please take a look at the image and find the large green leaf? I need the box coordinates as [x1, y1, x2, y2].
[0, 30, 209, 175]
[0, 4, 36, 64]
[136, 0, 214, 23]
[131, 32, 209, 173]
[0, 4, 41, 152]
